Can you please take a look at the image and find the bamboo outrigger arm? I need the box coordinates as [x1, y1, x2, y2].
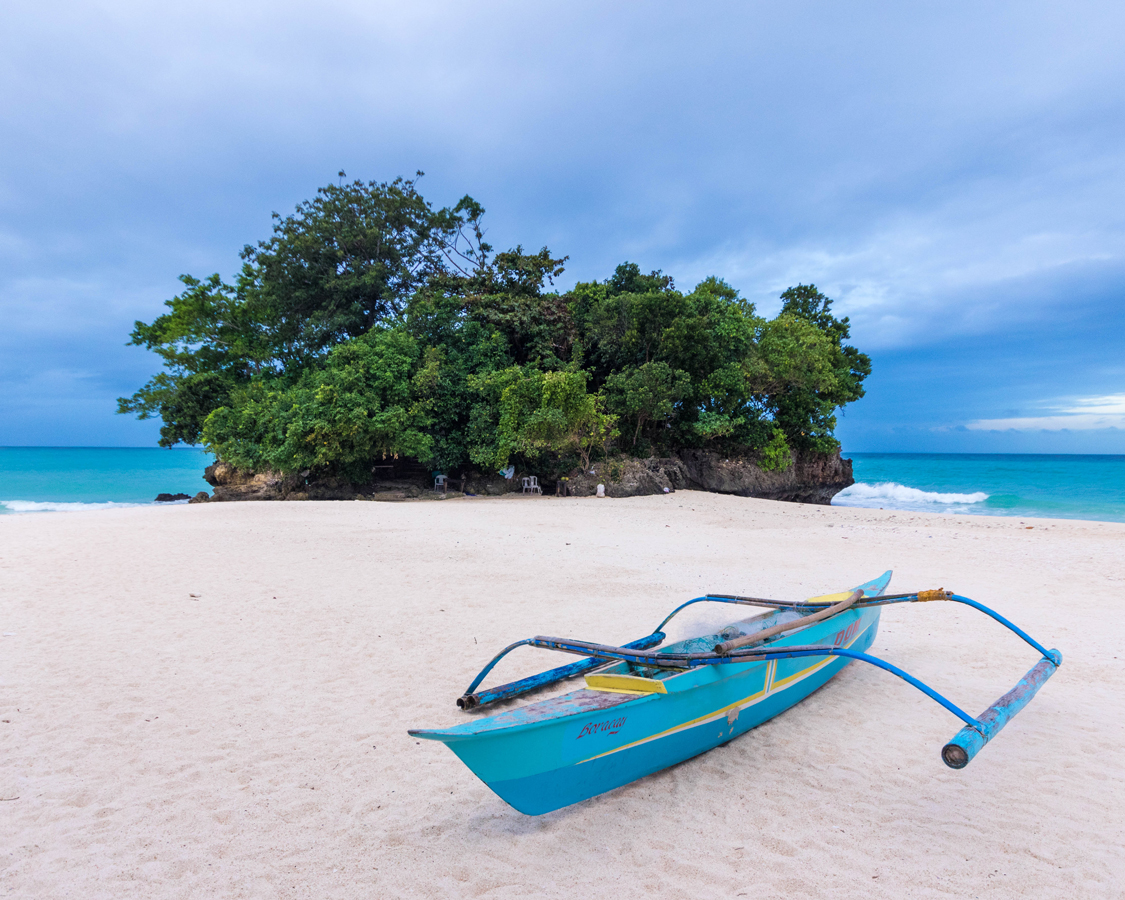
[454, 587, 851, 710]
[529, 634, 1061, 768]
[702, 589, 1062, 661]
[456, 633, 666, 710]
[662, 589, 1058, 663]
[458, 590, 1061, 769]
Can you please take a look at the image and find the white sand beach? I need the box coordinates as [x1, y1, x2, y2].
[1, 493, 1122, 898]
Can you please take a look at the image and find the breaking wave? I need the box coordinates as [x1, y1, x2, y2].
[832, 482, 989, 510]
[0, 500, 159, 513]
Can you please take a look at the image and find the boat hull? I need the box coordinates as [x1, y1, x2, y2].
[413, 573, 889, 815]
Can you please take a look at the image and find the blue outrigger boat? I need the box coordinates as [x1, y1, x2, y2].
[409, 572, 1061, 815]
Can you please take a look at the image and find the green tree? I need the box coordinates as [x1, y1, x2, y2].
[119, 174, 487, 444]
[202, 329, 433, 481]
[399, 245, 572, 473]
[457, 247, 574, 367]
[757, 428, 793, 471]
[529, 372, 618, 471]
[120, 179, 872, 482]
[242, 172, 483, 363]
[773, 285, 871, 451]
[474, 369, 618, 471]
[116, 274, 256, 446]
[604, 362, 691, 447]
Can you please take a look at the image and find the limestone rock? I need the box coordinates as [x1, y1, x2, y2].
[564, 450, 852, 504]
[565, 457, 688, 498]
[204, 462, 287, 501]
[196, 448, 852, 505]
[677, 449, 853, 504]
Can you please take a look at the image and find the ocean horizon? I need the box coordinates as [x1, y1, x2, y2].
[1, 446, 1123, 523]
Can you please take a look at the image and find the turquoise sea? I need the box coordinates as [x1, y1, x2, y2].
[835, 452, 1125, 523]
[1, 448, 1123, 523]
[0, 447, 213, 513]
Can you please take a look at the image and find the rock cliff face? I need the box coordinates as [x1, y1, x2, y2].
[202, 462, 390, 502]
[198, 450, 852, 505]
[563, 450, 852, 504]
[202, 462, 286, 501]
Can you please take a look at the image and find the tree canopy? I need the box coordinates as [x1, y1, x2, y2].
[120, 174, 870, 479]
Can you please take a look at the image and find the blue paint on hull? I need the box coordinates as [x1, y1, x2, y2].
[415, 572, 891, 815]
[480, 616, 879, 815]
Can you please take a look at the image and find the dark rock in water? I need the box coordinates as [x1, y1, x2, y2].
[155, 493, 192, 503]
[188, 492, 210, 504]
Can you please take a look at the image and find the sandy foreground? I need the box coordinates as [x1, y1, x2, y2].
[1, 493, 1123, 899]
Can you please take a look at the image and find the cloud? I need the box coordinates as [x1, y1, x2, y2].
[674, 135, 1125, 350]
[2, 1, 1125, 447]
[967, 394, 1125, 431]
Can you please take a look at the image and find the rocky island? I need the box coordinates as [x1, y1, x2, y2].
[121, 175, 870, 507]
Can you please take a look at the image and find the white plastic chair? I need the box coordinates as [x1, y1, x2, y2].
[434, 474, 447, 492]
[522, 476, 542, 495]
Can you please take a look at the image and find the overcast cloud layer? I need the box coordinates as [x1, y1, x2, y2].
[2, 0, 1123, 450]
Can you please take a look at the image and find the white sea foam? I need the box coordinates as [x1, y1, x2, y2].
[832, 482, 989, 511]
[0, 500, 158, 513]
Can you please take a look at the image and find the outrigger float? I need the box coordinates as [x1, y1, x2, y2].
[409, 572, 1061, 815]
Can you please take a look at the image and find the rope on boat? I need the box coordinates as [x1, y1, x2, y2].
[916, 589, 954, 602]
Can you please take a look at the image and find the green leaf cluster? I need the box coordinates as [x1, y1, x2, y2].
[120, 175, 871, 480]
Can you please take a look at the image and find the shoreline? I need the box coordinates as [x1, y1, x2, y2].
[4, 446, 1125, 523]
[1, 493, 1121, 897]
[5, 490, 1125, 527]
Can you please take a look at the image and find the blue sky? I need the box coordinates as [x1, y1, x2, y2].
[2, 1, 1123, 451]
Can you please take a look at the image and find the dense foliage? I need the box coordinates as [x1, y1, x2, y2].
[120, 175, 870, 479]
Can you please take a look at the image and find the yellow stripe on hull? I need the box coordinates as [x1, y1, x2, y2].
[578, 618, 874, 765]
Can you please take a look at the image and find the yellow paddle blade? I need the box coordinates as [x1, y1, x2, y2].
[803, 590, 856, 606]
[585, 673, 668, 695]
